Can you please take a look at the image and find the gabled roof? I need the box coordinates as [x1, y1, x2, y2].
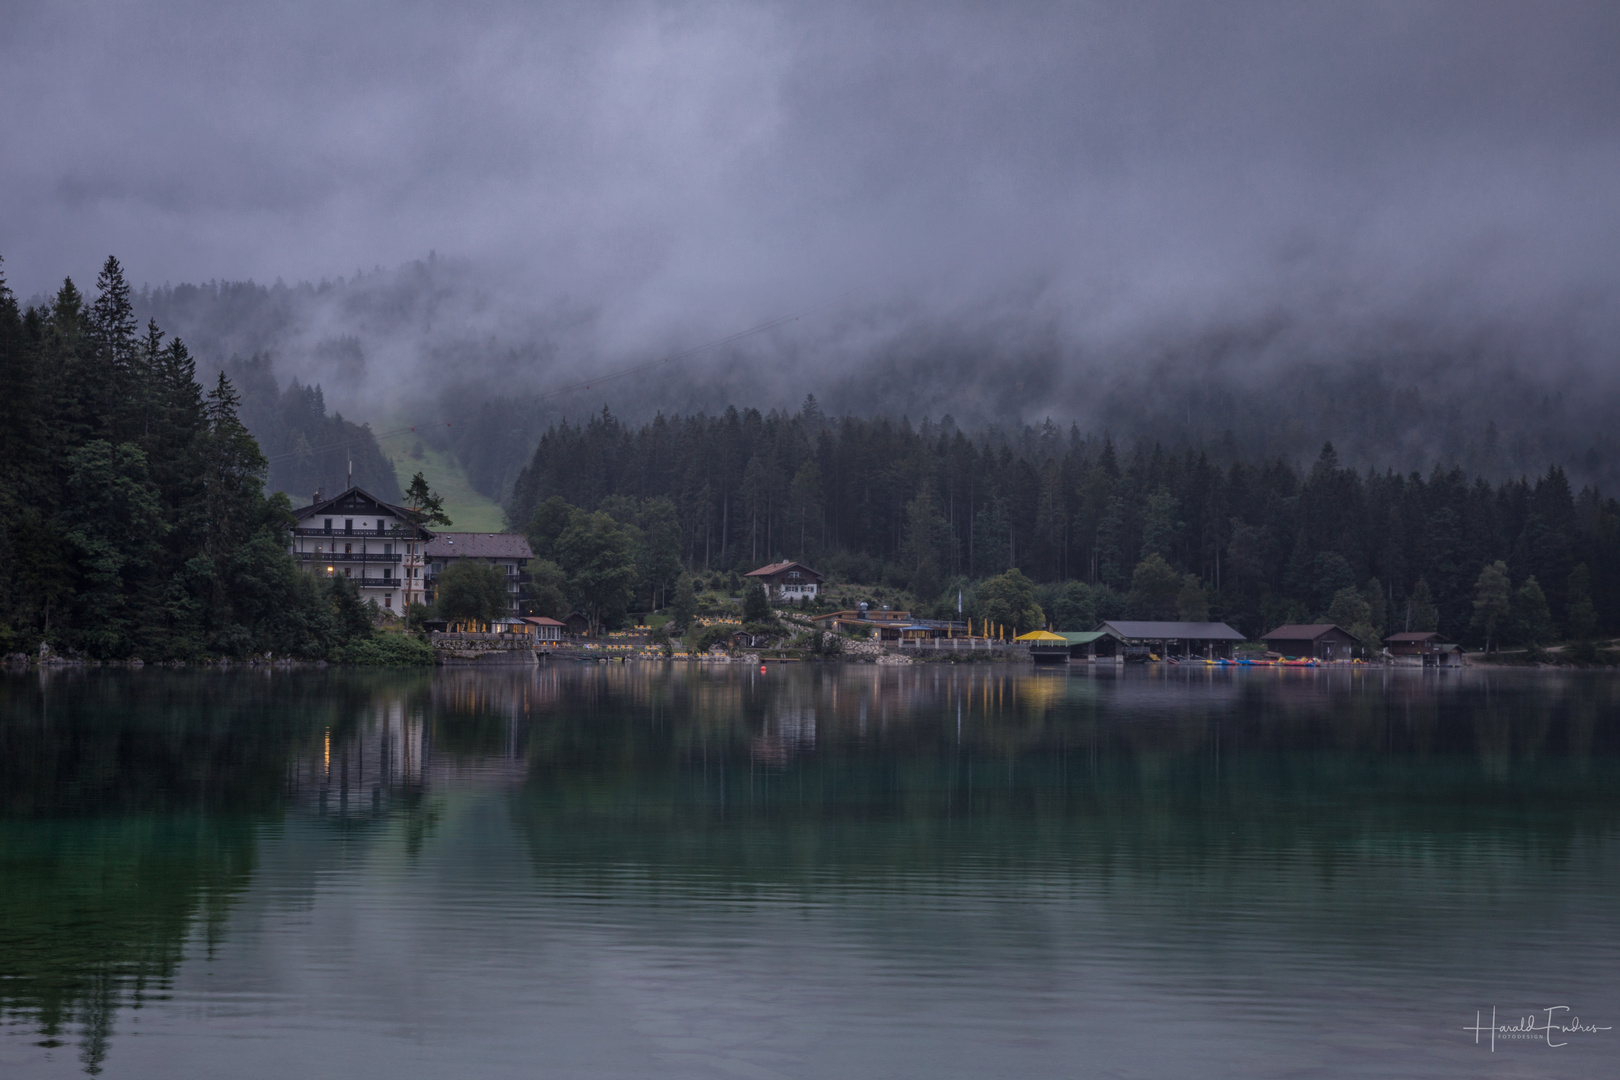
[1015, 630, 1069, 642]
[744, 561, 822, 579]
[424, 533, 535, 559]
[1056, 631, 1117, 645]
[1385, 631, 1443, 642]
[293, 486, 421, 522]
[1265, 624, 1358, 642]
[1100, 620, 1247, 641]
[523, 616, 565, 627]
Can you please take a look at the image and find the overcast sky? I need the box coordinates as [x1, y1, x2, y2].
[5, 1, 1620, 375]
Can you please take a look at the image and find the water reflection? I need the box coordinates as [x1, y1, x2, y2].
[1, 665, 1618, 1077]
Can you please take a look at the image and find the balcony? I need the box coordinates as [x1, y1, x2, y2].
[293, 526, 400, 538]
[294, 552, 401, 563]
[356, 578, 401, 589]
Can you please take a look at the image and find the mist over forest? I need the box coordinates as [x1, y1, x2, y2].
[128, 256, 1620, 505]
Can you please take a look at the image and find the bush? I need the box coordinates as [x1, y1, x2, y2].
[743, 582, 773, 622]
[331, 633, 435, 667]
[686, 624, 736, 654]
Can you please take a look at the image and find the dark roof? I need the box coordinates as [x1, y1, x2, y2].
[1265, 624, 1359, 642]
[744, 560, 822, 579]
[1101, 620, 1247, 641]
[1385, 631, 1443, 642]
[292, 486, 430, 535]
[424, 533, 535, 559]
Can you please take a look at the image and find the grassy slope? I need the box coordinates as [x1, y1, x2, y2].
[389, 446, 507, 533]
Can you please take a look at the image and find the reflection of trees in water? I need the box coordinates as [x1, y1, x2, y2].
[0, 817, 255, 1073]
[0, 668, 424, 1073]
[510, 666, 1620, 890]
[3, 665, 1618, 1071]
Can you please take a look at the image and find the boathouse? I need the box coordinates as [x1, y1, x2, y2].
[1055, 629, 1123, 661]
[1097, 620, 1247, 659]
[1263, 624, 1359, 660]
[1384, 631, 1464, 666]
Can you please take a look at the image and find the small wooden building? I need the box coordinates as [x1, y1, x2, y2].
[1385, 631, 1463, 666]
[563, 612, 591, 637]
[1264, 624, 1360, 660]
[744, 561, 824, 600]
[1384, 631, 1443, 657]
[523, 616, 564, 645]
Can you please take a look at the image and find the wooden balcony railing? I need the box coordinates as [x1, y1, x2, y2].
[293, 552, 401, 563]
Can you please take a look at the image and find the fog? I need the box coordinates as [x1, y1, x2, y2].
[6, 1, 1620, 478]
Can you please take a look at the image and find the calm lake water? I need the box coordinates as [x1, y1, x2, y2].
[2, 663, 1617, 1078]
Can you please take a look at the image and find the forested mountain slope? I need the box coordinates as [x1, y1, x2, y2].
[507, 403, 1620, 647]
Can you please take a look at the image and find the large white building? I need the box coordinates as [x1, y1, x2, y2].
[290, 487, 435, 613]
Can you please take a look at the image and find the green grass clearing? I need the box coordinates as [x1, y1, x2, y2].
[389, 444, 507, 533]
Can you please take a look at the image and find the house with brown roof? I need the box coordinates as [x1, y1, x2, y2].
[1383, 631, 1463, 665]
[423, 532, 535, 616]
[1264, 624, 1360, 660]
[744, 561, 823, 600]
[522, 616, 565, 647]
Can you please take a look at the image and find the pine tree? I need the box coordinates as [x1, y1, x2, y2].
[1566, 564, 1598, 641]
[1471, 561, 1512, 653]
[404, 471, 452, 526]
[90, 256, 138, 438]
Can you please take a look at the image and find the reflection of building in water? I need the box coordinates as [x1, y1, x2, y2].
[291, 697, 426, 820]
[752, 702, 817, 765]
[290, 672, 559, 819]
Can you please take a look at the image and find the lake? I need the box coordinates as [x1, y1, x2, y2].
[2, 663, 1617, 1078]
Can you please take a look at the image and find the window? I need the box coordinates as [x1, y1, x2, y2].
[323, 518, 332, 534]
[384, 596, 392, 608]
[345, 519, 354, 534]
[383, 544, 392, 556]
[377, 519, 385, 535]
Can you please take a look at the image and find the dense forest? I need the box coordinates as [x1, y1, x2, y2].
[226, 352, 399, 503]
[508, 402, 1620, 648]
[0, 256, 403, 661]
